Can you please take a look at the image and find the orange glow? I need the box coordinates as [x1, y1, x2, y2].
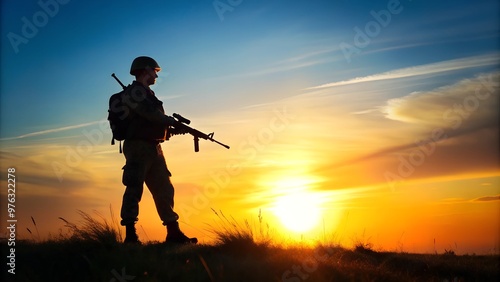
[0, 88, 498, 254]
[255, 174, 324, 234]
[273, 189, 322, 233]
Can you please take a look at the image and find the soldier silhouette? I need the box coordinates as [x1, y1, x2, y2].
[119, 56, 197, 244]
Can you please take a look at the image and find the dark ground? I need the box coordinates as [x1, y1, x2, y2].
[2, 238, 499, 282]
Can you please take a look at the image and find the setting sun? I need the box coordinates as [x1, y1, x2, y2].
[273, 190, 322, 233]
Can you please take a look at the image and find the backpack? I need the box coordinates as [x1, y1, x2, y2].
[107, 86, 131, 153]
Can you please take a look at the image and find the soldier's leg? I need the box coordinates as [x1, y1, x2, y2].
[120, 162, 146, 226]
[145, 144, 196, 244]
[144, 145, 179, 225]
[120, 140, 151, 227]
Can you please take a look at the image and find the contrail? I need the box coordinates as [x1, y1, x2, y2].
[0, 120, 103, 141]
[304, 53, 500, 90]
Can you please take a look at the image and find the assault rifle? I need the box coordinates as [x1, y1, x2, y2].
[168, 113, 230, 152]
[111, 73, 230, 152]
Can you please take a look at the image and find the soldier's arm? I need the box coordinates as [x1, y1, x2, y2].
[122, 87, 175, 126]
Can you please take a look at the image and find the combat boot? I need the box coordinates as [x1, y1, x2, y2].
[166, 221, 198, 244]
[124, 224, 140, 244]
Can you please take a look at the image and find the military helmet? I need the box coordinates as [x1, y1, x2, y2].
[130, 56, 161, 75]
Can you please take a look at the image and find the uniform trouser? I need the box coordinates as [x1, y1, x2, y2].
[120, 139, 179, 226]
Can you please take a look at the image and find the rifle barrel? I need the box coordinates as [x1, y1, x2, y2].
[211, 139, 230, 149]
[173, 118, 230, 151]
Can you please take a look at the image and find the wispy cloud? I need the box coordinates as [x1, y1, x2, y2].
[217, 57, 338, 80]
[0, 120, 103, 141]
[473, 195, 500, 202]
[156, 94, 186, 101]
[311, 71, 499, 188]
[273, 46, 339, 65]
[383, 71, 499, 128]
[304, 53, 500, 90]
[209, 46, 340, 81]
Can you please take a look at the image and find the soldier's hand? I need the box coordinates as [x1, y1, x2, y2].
[169, 126, 188, 135]
[165, 116, 177, 126]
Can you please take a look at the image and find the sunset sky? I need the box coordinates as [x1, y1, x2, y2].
[1, 0, 499, 254]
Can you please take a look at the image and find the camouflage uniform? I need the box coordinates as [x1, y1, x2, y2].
[120, 81, 179, 226]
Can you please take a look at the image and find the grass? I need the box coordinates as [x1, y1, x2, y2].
[58, 209, 122, 246]
[2, 211, 499, 282]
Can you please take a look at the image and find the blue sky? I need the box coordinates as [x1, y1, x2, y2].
[1, 0, 497, 138]
[1, 0, 499, 251]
